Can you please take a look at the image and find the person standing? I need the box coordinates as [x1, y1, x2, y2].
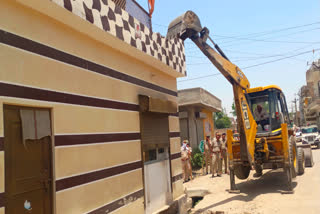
[186, 142, 193, 180]
[203, 135, 212, 175]
[220, 133, 228, 174]
[211, 132, 222, 177]
[181, 140, 191, 182]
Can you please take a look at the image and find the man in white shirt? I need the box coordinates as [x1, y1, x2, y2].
[186, 142, 193, 180]
[254, 104, 269, 130]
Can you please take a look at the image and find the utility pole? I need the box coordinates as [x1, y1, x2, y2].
[292, 94, 299, 126]
[291, 103, 294, 121]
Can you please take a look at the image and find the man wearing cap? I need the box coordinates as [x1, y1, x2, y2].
[203, 135, 212, 175]
[181, 140, 191, 182]
[211, 132, 222, 177]
[220, 133, 228, 174]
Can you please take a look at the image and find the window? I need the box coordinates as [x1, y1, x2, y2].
[279, 93, 290, 124]
[250, 95, 270, 132]
[302, 127, 318, 133]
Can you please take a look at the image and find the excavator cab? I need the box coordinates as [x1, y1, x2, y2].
[246, 85, 290, 136]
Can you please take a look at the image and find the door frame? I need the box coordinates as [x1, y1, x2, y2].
[138, 111, 173, 212]
[3, 104, 55, 214]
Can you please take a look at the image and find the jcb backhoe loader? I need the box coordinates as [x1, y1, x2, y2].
[166, 11, 313, 192]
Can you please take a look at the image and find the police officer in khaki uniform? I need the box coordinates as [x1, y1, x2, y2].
[203, 135, 212, 175]
[219, 133, 228, 174]
[181, 140, 191, 182]
[211, 132, 222, 177]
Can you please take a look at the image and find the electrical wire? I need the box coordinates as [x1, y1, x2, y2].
[219, 28, 320, 47]
[178, 48, 320, 82]
[186, 44, 316, 63]
[242, 48, 320, 69]
[182, 23, 320, 50]
[214, 22, 320, 43]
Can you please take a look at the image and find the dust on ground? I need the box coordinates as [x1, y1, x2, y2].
[184, 149, 320, 214]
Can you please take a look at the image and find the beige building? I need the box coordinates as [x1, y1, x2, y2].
[0, 0, 189, 213]
[301, 59, 320, 126]
[178, 88, 222, 148]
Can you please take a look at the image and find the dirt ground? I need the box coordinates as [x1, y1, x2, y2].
[184, 149, 320, 214]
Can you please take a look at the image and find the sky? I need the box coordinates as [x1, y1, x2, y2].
[138, 0, 320, 116]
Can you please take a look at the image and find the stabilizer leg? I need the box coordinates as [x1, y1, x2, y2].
[228, 169, 240, 194]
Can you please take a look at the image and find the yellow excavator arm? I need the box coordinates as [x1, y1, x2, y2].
[167, 11, 257, 164]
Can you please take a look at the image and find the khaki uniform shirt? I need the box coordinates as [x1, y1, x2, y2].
[211, 138, 221, 152]
[204, 140, 211, 152]
[221, 138, 227, 151]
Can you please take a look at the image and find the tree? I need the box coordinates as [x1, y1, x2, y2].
[214, 110, 232, 129]
[230, 102, 237, 117]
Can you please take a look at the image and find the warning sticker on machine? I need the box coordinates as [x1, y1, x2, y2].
[242, 101, 251, 129]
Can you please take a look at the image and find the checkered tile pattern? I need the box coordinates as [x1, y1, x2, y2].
[52, 0, 186, 75]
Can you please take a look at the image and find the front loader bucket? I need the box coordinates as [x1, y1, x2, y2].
[166, 10, 202, 41]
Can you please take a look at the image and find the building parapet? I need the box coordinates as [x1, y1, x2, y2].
[51, 0, 186, 76]
[178, 87, 222, 112]
[125, 0, 151, 29]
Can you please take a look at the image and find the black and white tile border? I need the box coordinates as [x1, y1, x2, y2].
[52, 0, 186, 75]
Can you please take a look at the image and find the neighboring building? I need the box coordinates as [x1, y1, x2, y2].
[0, 0, 188, 213]
[299, 85, 310, 125]
[303, 59, 320, 127]
[178, 88, 222, 148]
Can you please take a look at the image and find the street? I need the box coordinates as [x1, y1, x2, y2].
[184, 149, 320, 214]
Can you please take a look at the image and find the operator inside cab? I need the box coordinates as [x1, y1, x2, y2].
[254, 104, 269, 131]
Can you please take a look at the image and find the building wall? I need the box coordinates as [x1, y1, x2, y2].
[306, 63, 320, 100]
[180, 106, 203, 148]
[52, 0, 186, 75]
[179, 107, 215, 149]
[202, 109, 214, 138]
[0, 0, 183, 213]
[305, 61, 320, 126]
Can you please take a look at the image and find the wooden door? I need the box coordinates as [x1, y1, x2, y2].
[4, 105, 53, 214]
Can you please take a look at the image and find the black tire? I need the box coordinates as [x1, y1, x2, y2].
[297, 148, 305, 175]
[289, 136, 297, 178]
[317, 142, 320, 149]
[304, 146, 314, 167]
[285, 166, 293, 191]
[234, 165, 250, 180]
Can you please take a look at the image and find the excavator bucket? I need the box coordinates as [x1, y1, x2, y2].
[166, 10, 202, 40]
